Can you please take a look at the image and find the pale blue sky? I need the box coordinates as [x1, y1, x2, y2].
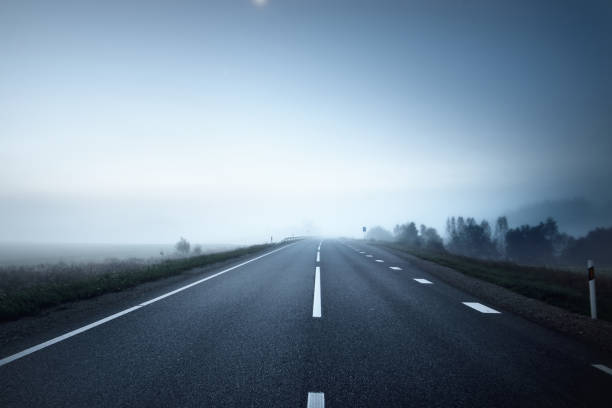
[1, 0, 611, 243]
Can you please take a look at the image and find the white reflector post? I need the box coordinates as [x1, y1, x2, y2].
[588, 259, 597, 320]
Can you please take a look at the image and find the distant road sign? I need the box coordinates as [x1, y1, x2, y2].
[362, 226, 367, 232]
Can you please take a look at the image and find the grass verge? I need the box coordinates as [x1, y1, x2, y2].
[0, 243, 277, 322]
[374, 242, 612, 322]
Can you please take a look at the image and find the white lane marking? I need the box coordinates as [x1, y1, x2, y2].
[0, 306, 142, 368]
[318, 240, 322, 251]
[375, 259, 384, 263]
[593, 364, 612, 375]
[307, 392, 325, 408]
[366, 254, 373, 258]
[389, 266, 402, 271]
[359, 251, 365, 254]
[462, 302, 501, 314]
[313, 266, 321, 318]
[414, 278, 433, 284]
[316, 251, 320, 263]
[0, 244, 294, 367]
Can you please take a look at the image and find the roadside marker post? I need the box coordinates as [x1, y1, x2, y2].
[588, 260, 597, 319]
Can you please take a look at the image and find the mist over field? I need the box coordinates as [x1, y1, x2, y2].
[0, 242, 237, 266]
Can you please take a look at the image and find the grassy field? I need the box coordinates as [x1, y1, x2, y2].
[374, 242, 612, 322]
[0, 243, 276, 322]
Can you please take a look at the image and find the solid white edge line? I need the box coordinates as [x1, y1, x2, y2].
[593, 364, 612, 375]
[316, 251, 320, 263]
[414, 278, 433, 284]
[462, 302, 501, 314]
[0, 244, 294, 367]
[307, 392, 325, 408]
[0, 305, 142, 367]
[313, 266, 321, 318]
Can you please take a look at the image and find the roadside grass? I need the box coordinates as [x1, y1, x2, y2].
[373, 242, 612, 322]
[0, 243, 276, 322]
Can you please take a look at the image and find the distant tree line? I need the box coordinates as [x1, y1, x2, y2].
[366, 217, 612, 267]
[367, 222, 444, 251]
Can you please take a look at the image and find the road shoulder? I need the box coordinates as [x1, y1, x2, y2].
[0, 248, 280, 358]
[367, 241, 612, 354]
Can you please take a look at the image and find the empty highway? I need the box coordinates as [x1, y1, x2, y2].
[1, 238, 611, 407]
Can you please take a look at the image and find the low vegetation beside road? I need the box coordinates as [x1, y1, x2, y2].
[0, 243, 276, 322]
[374, 241, 612, 322]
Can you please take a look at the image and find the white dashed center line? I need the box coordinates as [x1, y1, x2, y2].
[375, 259, 384, 263]
[389, 266, 402, 271]
[462, 302, 500, 314]
[312, 266, 321, 318]
[316, 251, 320, 262]
[593, 364, 612, 375]
[366, 254, 373, 258]
[307, 392, 325, 408]
[414, 278, 432, 284]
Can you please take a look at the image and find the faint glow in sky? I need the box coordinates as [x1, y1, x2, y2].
[252, 0, 268, 7]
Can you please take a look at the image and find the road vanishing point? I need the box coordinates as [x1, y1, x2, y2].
[1, 238, 611, 407]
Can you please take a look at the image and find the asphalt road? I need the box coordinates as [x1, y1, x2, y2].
[1, 238, 611, 407]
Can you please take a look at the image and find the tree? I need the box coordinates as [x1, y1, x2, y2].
[192, 244, 203, 255]
[493, 216, 509, 257]
[420, 224, 444, 251]
[394, 222, 421, 246]
[506, 218, 559, 265]
[561, 227, 612, 266]
[446, 217, 457, 244]
[392, 221, 443, 251]
[366, 226, 394, 242]
[446, 216, 496, 258]
[175, 237, 191, 255]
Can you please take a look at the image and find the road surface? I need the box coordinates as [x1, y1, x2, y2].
[1, 238, 611, 407]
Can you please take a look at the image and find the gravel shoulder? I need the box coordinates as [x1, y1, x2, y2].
[373, 242, 612, 354]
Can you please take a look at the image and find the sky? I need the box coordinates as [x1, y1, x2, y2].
[1, 0, 611, 244]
